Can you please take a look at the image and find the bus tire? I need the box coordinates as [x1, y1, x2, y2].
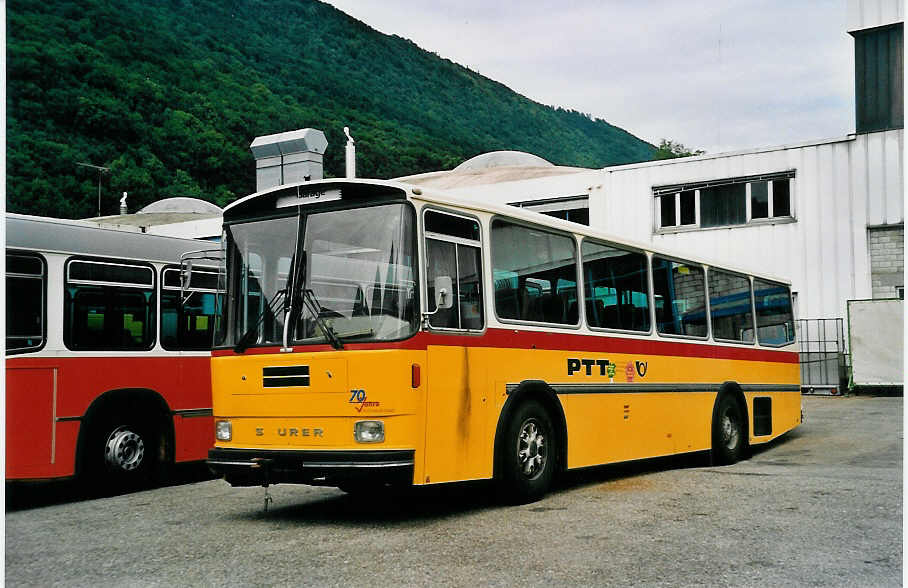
[712, 394, 745, 465]
[496, 399, 556, 504]
[88, 413, 159, 491]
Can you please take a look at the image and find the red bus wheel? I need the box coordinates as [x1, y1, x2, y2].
[86, 416, 158, 491]
[104, 426, 146, 473]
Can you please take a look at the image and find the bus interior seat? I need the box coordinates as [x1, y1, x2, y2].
[538, 294, 563, 323]
[518, 286, 533, 321]
[495, 287, 519, 319]
[603, 304, 621, 329]
[566, 301, 578, 324]
[586, 299, 606, 327]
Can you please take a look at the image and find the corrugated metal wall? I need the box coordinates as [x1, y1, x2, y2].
[593, 129, 903, 323]
[847, 0, 904, 32]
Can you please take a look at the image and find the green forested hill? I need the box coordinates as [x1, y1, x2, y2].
[7, 0, 655, 218]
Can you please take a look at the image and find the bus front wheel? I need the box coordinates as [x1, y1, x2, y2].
[497, 400, 557, 504]
[712, 394, 746, 465]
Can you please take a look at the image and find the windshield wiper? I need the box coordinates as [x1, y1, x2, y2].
[234, 288, 287, 353]
[300, 288, 344, 350]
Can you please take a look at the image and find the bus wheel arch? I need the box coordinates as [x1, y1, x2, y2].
[711, 382, 749, 465]
[76, 388, 174, 489]
[493, 380, 567, 503]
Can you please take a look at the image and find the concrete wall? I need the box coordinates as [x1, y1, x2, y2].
[869, 224, 905, 298]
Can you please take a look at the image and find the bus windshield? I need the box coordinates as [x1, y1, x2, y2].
[224, 203, 417, 348]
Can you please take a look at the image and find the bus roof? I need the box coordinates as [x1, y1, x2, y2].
[6, 213, 219, 264]
[221, 179, 793, 286]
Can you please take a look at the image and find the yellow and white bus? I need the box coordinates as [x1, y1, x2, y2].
[206, 178, 801, 503]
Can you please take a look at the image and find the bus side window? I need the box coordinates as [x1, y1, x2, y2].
[708, 269, 754, 343]
[426, 239, 459, 329]
[64, 259, 156, 351]
[582, 240, 650, 332]
[6, 253, 46, 352]
[161, 267, 220, 351]
[424, 210, 484, 331]
[652, 257, 707, 338]
[491, 219, 577, 326]
[753, 279, 795, 346]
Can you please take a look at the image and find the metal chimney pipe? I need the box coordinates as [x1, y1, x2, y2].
[119, 192, 128, 215]
[344, 126, 356, 179]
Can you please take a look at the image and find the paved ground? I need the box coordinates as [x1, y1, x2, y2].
[6, 395, 902, 587]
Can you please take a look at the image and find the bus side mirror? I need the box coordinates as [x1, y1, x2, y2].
[434, 276, 453, 310]
[181, 260, 193, 291]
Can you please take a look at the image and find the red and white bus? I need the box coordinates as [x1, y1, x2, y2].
[5, 213, 220, 488]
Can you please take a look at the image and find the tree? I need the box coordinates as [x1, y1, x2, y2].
[654, 139, 705, 160]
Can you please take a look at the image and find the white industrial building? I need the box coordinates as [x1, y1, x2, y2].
[402, 0, 904, 391]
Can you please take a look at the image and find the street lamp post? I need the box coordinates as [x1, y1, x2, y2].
[76, 162, 111, 217]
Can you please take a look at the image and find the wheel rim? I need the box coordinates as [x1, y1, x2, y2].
[104, 426, 145, 472]
[721, 409, 740, 451]
[516, 418, 547, 480]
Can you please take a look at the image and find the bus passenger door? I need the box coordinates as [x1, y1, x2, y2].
[420, 213, 489, 484]
[6, 366, 58, 478]
[423, 346, 491, 484]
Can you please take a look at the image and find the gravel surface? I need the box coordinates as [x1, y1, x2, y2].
[6, 395, 902, 587]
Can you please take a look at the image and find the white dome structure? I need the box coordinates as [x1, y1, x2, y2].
[138, 197, 222, 214]
[453, 151, 554, 172]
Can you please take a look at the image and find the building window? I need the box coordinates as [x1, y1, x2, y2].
[510, 196, 590, 226]
[751, 182, 769, 219]
[679, 190, 696, 225]
[772, 179, 791, 217]
[659, 195, 675, 227]
[701, 183, 746, 228]
[654, 171, 795, 232]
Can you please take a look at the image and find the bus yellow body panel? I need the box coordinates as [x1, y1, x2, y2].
[212, 342, 800, 486]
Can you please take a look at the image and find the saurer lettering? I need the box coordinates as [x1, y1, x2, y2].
[256, 427, 324, 437]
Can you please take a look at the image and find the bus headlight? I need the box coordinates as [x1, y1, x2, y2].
[354, 420, 384, 443]
[215, 420, 232, 442]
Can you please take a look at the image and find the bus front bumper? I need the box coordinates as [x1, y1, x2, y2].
[207, 447, 415, 487]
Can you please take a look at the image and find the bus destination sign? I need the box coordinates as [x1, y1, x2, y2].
[277, 188, 342, 208]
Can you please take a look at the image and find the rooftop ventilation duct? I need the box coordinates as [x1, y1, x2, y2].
[250, 128, 328, 192]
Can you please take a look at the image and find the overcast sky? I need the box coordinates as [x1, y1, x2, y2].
[324, 0, 854, 155]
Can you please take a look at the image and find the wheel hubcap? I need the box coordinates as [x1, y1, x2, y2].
[104, 426, 145, 472]
[721, 412, 739, 450]
[517, 419, 546, 479]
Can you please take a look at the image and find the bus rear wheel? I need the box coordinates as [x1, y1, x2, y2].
[87, 415, 159, 491]
[712, 394, 746, 465]
[497, 400, 557, 504]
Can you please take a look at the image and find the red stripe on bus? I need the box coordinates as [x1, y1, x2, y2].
[212, 329, 799, 364]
